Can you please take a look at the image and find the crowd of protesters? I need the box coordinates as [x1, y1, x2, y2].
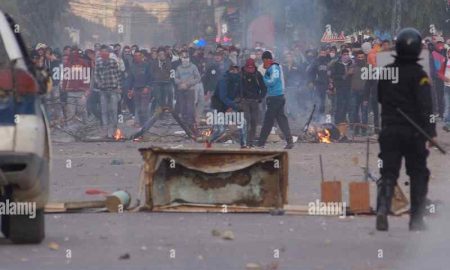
[30, 34, 450, 147]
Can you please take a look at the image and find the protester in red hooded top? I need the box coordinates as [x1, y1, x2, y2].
[61, 46, 91, 129]
[241, 58, 267, 146]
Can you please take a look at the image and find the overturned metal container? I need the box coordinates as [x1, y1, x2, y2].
[138, 147, 288, 211]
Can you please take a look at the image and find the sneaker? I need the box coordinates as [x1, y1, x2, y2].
[284, 142, 295, 149]
[443, 125, 450, 132]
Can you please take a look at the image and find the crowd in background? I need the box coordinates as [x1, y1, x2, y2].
[30, 34, 450, 144]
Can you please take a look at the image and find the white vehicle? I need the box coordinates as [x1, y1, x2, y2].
[0, 11, 50, 243]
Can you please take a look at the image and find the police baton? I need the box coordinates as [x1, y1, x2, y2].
[396, 108, 447, 155]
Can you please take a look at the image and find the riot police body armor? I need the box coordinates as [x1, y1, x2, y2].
[377, 28, 437, 231]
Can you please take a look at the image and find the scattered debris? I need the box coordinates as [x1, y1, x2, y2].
[211, 229, 221, 237]
[221, 230, 234, 240]
[266, 261, 279, 270]
[245, 263, 262, 270]
[48, 242, 60, 251]
[85, 189, 109, 195]
[269, 208, 285, 216]
[105, 191, 131, 213]
[111, 159, 125, 165]
[118, 253, 130, 260]
[154, 203, 273, 213]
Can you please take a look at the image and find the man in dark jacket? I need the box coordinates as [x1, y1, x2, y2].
[241, 58, 266, 147]
[210, 65, 247, 147]
[350, 50, 368, 136]
[309, 47, 331, 117]
[331, 48, 353, 140]
[282, 52, 302, 118]
[127, 50, 152, 127]
[376, 28, 437, 231]
[150, 47, 172, 112]
[204, 51, 230, 98]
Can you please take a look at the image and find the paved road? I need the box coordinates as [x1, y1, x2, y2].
[1, 129, 450, 269]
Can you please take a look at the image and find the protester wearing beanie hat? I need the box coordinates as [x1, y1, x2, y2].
[262, 50, 273, 60]
[257, 50, 294, 149]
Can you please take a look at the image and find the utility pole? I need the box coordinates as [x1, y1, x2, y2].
[391, 0, 402, 36]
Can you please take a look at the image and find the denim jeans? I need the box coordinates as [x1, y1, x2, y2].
[444, 86, 450, 126]
[152, 82, 173, 111]
[100, 90, 120, 137]
[65, 91, 87, 129]
[350, 90, 368, 134]
[133, 87, 151, 126]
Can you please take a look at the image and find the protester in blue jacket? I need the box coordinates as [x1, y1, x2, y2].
[257, 51, 294, 149]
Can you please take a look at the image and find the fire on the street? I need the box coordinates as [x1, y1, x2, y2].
[317, 129, 331, 144]
[202, 128, 213, 148]
[308, 125, 332, 143]
[113, 128, 125, 141]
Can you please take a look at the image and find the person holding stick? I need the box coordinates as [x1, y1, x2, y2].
[376, 28, 438, 231]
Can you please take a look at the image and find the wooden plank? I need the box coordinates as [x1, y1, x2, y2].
[153, 203, 272, 213]
[65, 200, 106, 210]
[321, 181, 342, 203]
[349, 182, 371, 214]
[44, 202, 66, 213]
[283, 204, 310, 215]
[391, 185, 409, 215]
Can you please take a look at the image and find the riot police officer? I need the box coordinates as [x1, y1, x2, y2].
[377, 28, 437, 231]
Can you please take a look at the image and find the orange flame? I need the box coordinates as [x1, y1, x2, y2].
[202, 129, 212, 137]
[113, 128, 125, 141]
[202, 129, 213, 148]
[317, 129, 331, 144]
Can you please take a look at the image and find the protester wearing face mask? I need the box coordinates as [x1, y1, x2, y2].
[126, 50, 152, 128]
[328, 46, 338, 63]
[174, 51, 201, 131]
[228, 46, 240, 66]
[257, 51, 294, 149]
[330, 48, 353, 141]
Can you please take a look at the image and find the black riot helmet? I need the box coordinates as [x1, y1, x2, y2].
[395, 28, 422, 59]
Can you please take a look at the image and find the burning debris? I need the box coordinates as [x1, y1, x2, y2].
[113, 128, 125, 141]
[301, 123, 340, 143]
